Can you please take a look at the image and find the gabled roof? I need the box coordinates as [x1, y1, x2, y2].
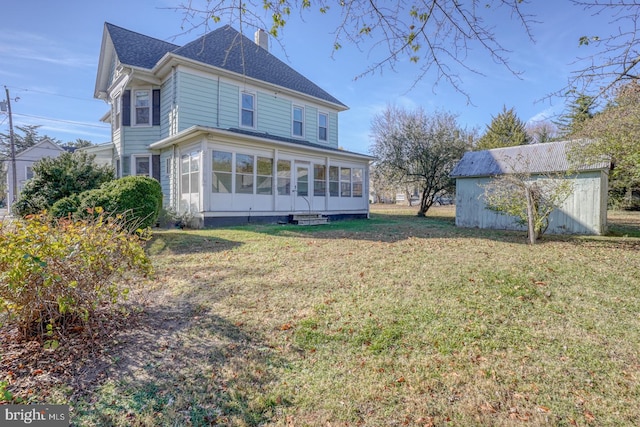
[103, 22, 346, 108]
[106, 23, 179, 69]
[15, 138, 65, 161]
[450, 140, 609, 178]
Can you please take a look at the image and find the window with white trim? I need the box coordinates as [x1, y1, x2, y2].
[241, 92, 255, 128]
[352, 168, 363, 197]
[256, 157, 273, 195]
[114, 95, 121, 130]
[133, 155, 151, 176]
[236, 154, 254, 194]
[26, 166, 34, 180]
[134, 90, 150, 125]
[181, 151, 200, 212]
[340, 167, 351, 197]
[314, 164, 326, 196]
[329, 166, 339, 197]
[293, 105, 304, 137]
[277, 160, 291, 195]
[212, 150, 232, 193]
[318, 112, 328, 141]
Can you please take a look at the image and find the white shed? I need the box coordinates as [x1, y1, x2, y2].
[6, 139, 66, 210]
[450, 140, 610, 235]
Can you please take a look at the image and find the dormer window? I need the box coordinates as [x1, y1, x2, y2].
[241, 92, 255, 128]
[134, 90, 150, 126]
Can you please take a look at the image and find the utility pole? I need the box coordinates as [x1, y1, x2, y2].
[4, 86, 17, 206]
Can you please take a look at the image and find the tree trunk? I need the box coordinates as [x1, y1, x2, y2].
[525, 186, 537, 245]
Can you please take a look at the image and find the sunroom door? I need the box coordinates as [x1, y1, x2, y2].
[294, 163, 311, 212]
[180, 151, 200, 213]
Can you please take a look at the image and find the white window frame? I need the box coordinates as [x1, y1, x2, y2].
[132, 154, 152, 177]
[133, 89, 151, 126]
[114, 93, 121, 130]
[318, 112, 328, 142]
[25, 165, 34, 181]
[240, 91, 256, 128]
[292, 105, 304, 138]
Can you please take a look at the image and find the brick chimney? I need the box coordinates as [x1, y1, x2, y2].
[254, 29, 268, 51]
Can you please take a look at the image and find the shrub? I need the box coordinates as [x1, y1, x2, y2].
[52, 176, 163, 230]
[0, 212, 152, 340]
[12, 151, 114, 217]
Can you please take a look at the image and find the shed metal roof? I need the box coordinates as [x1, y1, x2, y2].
[105, 22, 346, 108]
[450, 140, 609, 178]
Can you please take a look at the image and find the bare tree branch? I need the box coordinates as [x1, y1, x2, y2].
[167, 0, 535, 103]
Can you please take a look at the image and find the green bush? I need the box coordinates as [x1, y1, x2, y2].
[52, 176, 163, 230]
[0, 212, 152, 340]
[12, 151, 114, 217]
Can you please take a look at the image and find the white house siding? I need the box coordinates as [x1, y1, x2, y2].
[177, 71, 218, 131]
[455, 171, 607, 235]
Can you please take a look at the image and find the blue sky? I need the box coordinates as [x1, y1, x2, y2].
[0, 1, 614, 154]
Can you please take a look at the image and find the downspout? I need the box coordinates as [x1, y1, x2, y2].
[172, 144, 178, 212]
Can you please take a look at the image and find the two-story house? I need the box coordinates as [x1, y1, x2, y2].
[94, 22, 371, 227]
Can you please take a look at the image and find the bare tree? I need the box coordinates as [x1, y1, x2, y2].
[482, 156, 574, 244]
[561, 1, 640, 102]
[169, 0, 534, 102]
[371, 105, 470, 216]
[525, 120, 558, 144]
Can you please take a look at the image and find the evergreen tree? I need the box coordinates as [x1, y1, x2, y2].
[556, 94, 595, 137]
[475, 106, 530, 150]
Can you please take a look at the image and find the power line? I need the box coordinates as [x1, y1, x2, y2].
[13, 113, 110, 129]
[5, 85, 105, 103]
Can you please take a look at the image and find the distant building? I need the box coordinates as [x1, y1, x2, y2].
[6, 139, 68, 210]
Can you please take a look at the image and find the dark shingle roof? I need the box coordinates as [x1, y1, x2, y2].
[450, 140, 609, 178]
[106, 23, 179, 69]
[105, 23, 346, 107]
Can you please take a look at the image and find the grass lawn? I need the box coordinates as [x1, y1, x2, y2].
[3, 205, 640, 426]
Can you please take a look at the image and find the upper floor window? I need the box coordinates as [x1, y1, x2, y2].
[241, 92, 255, 128]
[25, 166, 34, 181]
[114, 95, 121, 130]
[134, 90, 150, 125]
[318, 112, 328, 141]
[293, 106, 304, 137]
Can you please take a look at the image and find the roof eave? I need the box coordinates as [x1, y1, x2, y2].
[152, 54, 349, 112]
[150, 126, 371, 159]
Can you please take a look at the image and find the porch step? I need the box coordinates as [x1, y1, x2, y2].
[291, 213, 329, 226]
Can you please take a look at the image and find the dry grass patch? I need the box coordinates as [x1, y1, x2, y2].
[3, 206, 639, 426]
